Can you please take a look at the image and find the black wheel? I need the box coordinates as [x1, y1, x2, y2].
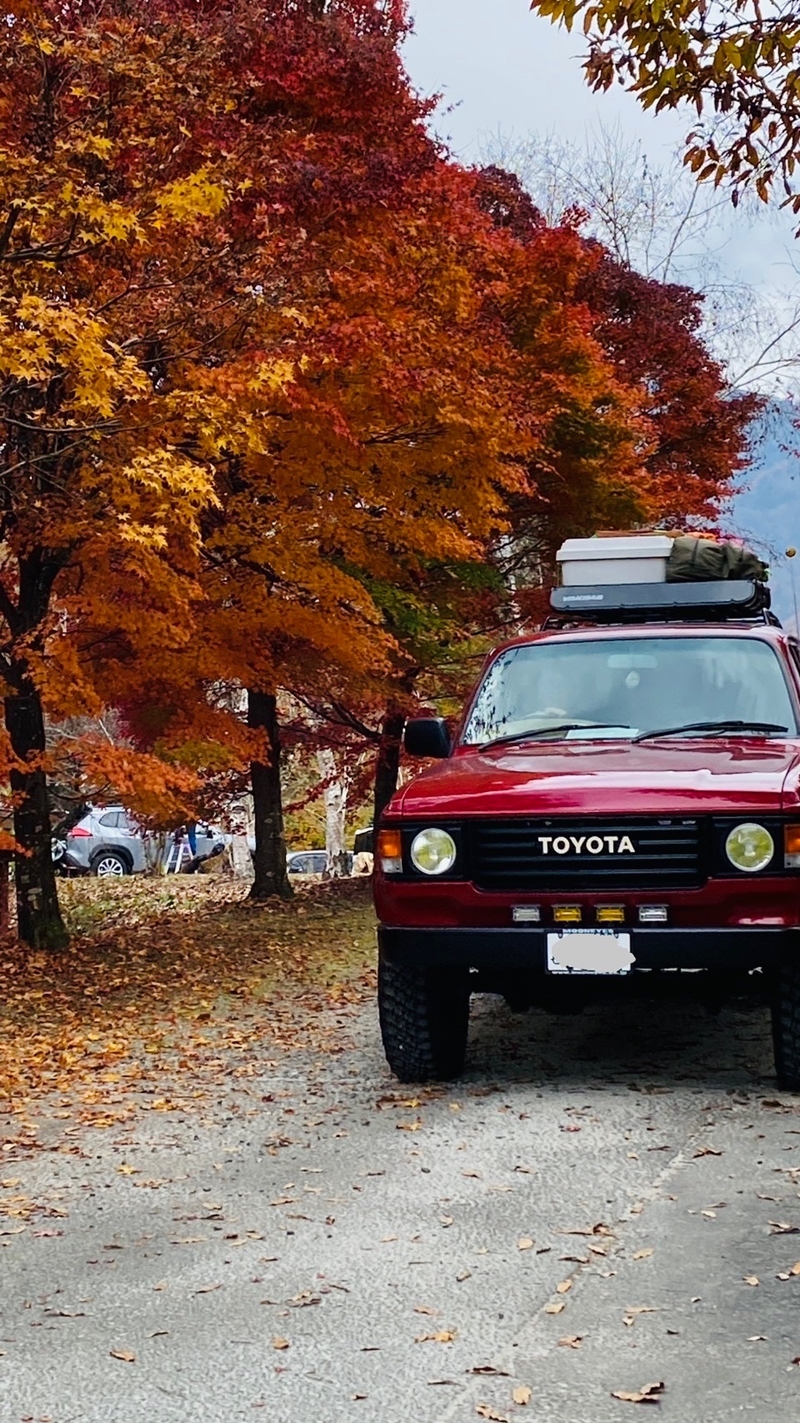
[378, 953, 470, 1082]
[772, 965, 800, 1090]
[91, 850, 130, 878]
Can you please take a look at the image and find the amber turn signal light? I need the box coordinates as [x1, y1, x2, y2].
[596, 906, 625, 924]
[785, 825, 800, 869]
[553, 906, 582, 924]
[377, 828, 403, 874]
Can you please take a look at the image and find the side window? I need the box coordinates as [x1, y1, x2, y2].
[789, 642, 800, 687]
[98, 811, 120, 828]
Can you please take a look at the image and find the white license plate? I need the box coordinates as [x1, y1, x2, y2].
[546, 929, 634, 976]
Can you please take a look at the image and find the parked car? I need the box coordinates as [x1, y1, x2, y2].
[56, 808, 223, 877]
[285, 850, 355, 876]
[287, 850, 329, 876]
[375, 560, 800, 1086]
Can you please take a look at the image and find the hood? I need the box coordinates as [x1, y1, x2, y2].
[393, 738, 800, 819]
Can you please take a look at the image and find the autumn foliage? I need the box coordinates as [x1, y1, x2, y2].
[0, 0, 756, 944]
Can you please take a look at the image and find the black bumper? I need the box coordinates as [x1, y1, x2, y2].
[378, 925, 800, 973]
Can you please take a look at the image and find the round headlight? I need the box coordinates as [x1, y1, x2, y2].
[725, 822, 775, 873]
[410, 828, 457, 876]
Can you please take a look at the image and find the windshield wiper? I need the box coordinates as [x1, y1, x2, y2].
[632, 719, 789, 743]
[478, 722, 632, 752]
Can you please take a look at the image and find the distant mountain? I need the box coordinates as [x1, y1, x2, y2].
[722, 408, 800, 631]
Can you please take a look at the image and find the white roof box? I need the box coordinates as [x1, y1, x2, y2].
[556, 534, 673, 586]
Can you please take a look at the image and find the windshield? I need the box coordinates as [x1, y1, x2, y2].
[462, 636, 798, 746]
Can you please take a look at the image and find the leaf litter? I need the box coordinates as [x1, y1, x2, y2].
[0, 878, 375, 1147]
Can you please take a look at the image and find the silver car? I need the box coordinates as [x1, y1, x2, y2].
[58, 808, 222, 877]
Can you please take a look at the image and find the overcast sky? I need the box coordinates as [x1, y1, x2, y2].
[404, 0, 686, 158]
[404, 1, 800, 607]
[403, 1, 796, 301]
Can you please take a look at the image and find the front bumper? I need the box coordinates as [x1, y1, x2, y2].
[379, 925, 800, 972]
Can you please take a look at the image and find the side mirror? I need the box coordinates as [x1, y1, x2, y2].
[404, 717, 451, 759]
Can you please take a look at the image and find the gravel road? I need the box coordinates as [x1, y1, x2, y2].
[3, 991, 800, 1422]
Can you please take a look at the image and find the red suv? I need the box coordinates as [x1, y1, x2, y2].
[374, 579, 800, 1086]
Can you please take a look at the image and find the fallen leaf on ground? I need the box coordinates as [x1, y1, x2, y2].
[693, 1146, 722, 1158]
[748, 1335, 767, 1342]
[517, 1237, 534, 1251]
[556, 1280, 572, 1294]
[109, 1348, 136, 1363]
[476, 1406, 508, 1422]
[512, 1385, 532, 1405]
[469, 1366, 511, 1377]
[194, 1283, 223, 1295]
[272, 1337, 289, 1350]
[743, 1276, 759, 1287]
[558, 1335, 582, 1349]
[414, 1305, 438, 1316]
[415, 1330, 456, 1344]
[632, 1249, 654, 1261]
[611, 1381, 665, 1405]
[623, 1307, 658, 1327]
[770, 1221, 800, 1234]
[544, 1301, 565, 1315]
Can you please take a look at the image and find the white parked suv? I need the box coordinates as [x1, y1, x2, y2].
[54, 808, 224, 877]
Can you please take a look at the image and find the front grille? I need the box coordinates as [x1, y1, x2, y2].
[469, 818, 704, 892]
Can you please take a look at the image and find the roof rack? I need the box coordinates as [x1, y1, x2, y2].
[546, 579, 779, 628]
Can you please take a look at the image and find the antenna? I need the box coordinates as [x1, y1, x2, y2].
[787, 548, 799, 635]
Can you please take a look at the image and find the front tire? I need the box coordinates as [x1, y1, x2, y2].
[772, 965, 800, 1090]
[378, 953, 470, 1083]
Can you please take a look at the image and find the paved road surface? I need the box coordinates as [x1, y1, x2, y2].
[3, 993, 800, 1422]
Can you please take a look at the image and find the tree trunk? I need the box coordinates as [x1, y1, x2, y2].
[0, 853, 10, 934]
[373, 709, 405, 828]
[316, 748, 350, 877]
[247, 689, 292, 901]
[5, 681, 68, 950]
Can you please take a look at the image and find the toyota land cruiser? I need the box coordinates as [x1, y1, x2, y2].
[374, 575, 800, 1086]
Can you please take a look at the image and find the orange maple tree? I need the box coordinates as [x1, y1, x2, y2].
[0, 0, 760, 947]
